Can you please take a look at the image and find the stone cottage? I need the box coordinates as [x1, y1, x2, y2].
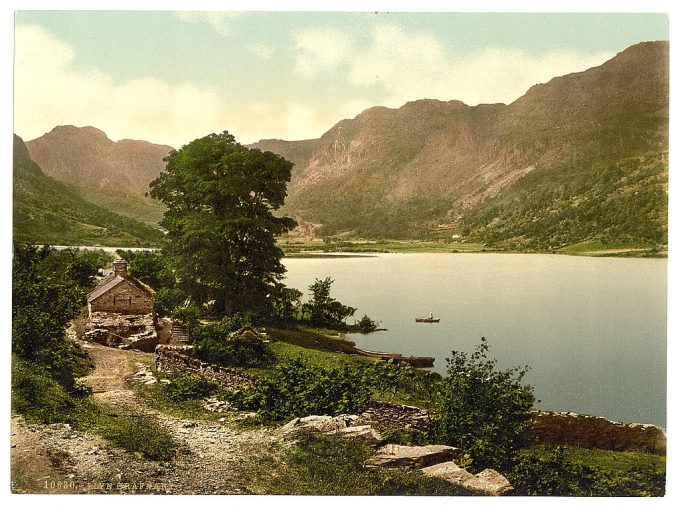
[87, 260, 154, 316]
[84, 260, 157, 351]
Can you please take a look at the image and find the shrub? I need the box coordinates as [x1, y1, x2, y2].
[356, 314, 378, 333]
[230, 358, 372, 421]
[429, 337, 535, 471]
[302, 277, 356, 329]
[192, 314, 274, 368]
[11, 357, 78, 424]
[162, 374, 218, 401]
[154, 287, 187, 316]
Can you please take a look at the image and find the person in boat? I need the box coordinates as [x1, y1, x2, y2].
[429, 312, 433, 320]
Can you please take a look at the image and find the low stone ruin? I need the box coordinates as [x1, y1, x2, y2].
[531, 410, 666, 454]
[155, 344, 256, 390]
[84, 312, 158, 352]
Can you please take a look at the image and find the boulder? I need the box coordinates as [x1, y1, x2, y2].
[421, 461, 514, 496]
[331, 425, 383, 444]
[364, 444, 462, 469]
[281, 415, 359, 435]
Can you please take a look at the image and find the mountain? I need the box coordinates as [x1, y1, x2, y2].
[13, 134, 165, 247]
[253, 41, 668, 249]
[25, 126, 173, 225]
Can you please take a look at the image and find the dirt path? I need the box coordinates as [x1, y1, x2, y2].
[11, 341, 282, 494]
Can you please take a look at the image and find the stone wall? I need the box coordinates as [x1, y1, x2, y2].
[531, 410, 666, 454]
[155, 344, 256, 389]
[356, 401, 431, 432]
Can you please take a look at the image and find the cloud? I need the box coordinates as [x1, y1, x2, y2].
[14, 24, 229, 147]
[173, 12, 237, 37]
[250, 43, 274, 60]
[293, 27, 353, 78]
[296, 23, 613, 107]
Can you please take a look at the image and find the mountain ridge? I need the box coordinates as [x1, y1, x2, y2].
[13, 134, 165, 247]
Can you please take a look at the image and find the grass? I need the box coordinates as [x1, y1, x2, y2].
[248, 433, 472, 496]
[529, 445, 666, 473]
[12, 358, 178, 462]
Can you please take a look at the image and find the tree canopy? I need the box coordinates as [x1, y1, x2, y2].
[149, 131, 296, 316]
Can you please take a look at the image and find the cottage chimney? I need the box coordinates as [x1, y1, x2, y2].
[112, 259, 128, 277]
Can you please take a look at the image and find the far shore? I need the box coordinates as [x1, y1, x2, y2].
[42, 239, 667, 259]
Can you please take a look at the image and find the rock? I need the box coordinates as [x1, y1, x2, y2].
[281, 415, 359, 435]
[420, 462, 514, 496]
[330, 425, 383, 444]
[364, 444, 462, 469]
[204, 398, 236, 413]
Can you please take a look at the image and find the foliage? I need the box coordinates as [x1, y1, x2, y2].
[161, 374, 218, 402]
[429, 337, 535, 471]
[508, 447, 665, 496]
[170, 304, 203, 331]
[154, 287, 188, 316]
[461, 153, 668, 251]
[268, 284, 303, 326]
[252, 433, 470, 495]
[149, 131, 296, 316]
[302, 277, 357, 329]
[12, 244, 95, 390]
[192, 315, 274, 368]
[230, 358, 372, 421]
[355, 314, 379, 333]
[12, 356, 80, 423]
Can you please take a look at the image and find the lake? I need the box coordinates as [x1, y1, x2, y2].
[282, 253, 667, 427]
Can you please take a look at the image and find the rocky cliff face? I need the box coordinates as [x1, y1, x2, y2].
[252, 41, 668, 241]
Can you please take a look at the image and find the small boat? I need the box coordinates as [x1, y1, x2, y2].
[415, 317, 440, 323]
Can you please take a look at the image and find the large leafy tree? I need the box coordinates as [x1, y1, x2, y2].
[149, 131, 296, 316]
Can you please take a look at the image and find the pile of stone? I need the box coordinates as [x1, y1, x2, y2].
[280, 414, 513, 496]
[203, 398, 236, 413]
[120, 328, 158, 353]
[85, 312, 158, 352]
[130, 363, 158, 385]
[356, 401, 430, 432]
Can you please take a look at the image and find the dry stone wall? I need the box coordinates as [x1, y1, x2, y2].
[155, 344, 256, 389]
[531, 410, 666, 454]
[356, 401, 431, 432]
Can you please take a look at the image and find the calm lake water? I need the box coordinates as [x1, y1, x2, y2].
[283, 253, 667, 427]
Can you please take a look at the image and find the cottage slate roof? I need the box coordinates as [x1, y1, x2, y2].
[87, 274, 155, 303]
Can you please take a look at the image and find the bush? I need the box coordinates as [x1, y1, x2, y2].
[508, 447, 666, 496]
[11, 357, 78, 424]
[230, 358, 372, 421]
[192, 314, 274, 368]
[162, 374, 218, 401]
[302, 277, 356, 329]
[429, 337, 534, 471]
[356, 314, 378, 333]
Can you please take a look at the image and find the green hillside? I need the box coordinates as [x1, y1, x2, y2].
[13, 135, 165, 247]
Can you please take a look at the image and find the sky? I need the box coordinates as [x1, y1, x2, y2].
[12, 10, 670, 148]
